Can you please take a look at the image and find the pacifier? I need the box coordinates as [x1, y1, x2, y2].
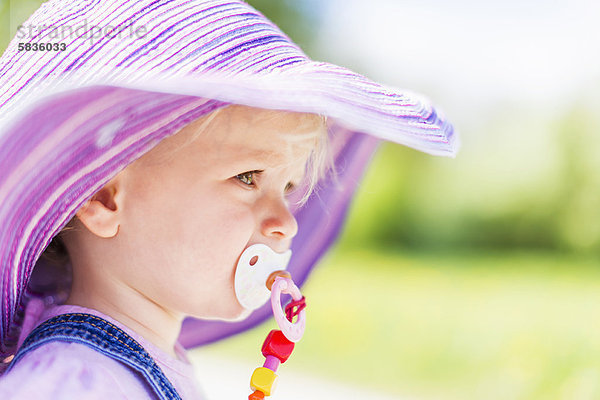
[234, 243, 292, 311]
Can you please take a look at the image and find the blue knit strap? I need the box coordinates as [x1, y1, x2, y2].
[6, 313, 182, 400]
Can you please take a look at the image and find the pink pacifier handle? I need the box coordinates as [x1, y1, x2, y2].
[270, 276, 306, 343]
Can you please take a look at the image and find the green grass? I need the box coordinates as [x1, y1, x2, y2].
[191, 247, 600, 400]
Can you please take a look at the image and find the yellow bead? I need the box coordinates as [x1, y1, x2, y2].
[250, 367, 278, 396]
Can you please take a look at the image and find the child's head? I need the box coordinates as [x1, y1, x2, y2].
[53, 104, 332, 324]
[0, 0, 457, 362]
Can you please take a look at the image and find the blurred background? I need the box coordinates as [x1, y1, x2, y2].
[2, 0, 600, 399]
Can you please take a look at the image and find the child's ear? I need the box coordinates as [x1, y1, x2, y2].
[75, 173, 124, 238]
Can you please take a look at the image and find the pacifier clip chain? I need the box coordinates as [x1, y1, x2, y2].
[247, 272, 307, 399]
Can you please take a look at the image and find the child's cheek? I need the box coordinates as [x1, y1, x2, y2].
[221, 205, 255, 244]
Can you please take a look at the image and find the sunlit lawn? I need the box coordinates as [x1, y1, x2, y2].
[191, 246, 600, 400]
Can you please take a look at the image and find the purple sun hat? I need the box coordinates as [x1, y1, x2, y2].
[0, 0, 459, 364]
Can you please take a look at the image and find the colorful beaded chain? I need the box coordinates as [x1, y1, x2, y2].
[248, 272, 307, 399]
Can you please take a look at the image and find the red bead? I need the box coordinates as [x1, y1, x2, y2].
[261, 329, 295, 363]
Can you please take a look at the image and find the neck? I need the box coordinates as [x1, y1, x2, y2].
[64, 274, 184, 360]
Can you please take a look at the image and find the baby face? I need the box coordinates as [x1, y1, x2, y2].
[120, 105, 321, 321]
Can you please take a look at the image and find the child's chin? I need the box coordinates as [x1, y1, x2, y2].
[192, 303, 253, 321]
[224, 307, 253, 322]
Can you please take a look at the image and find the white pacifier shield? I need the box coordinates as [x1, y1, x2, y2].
[234, 243, 292, 310]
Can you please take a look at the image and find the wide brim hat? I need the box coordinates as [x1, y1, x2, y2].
[0, 0, 459, 362]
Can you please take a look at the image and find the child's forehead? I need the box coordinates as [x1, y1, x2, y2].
[191, 106, 320, 152]
[135, 105, 322, 169]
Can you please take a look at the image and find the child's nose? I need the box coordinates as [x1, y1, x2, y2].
[259, 196, 298, 241]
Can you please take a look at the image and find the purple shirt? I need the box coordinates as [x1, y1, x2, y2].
[0, 297, 206, 399]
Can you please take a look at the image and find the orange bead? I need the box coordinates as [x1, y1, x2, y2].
[248, 390, 265, 400]
[261, 329, 294, 363]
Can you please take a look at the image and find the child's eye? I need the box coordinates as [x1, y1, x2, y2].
[236, 171, 257, 187]
[235, 171, 296, 194]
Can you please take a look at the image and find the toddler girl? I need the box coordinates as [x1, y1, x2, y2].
[0, 0, 458, 398]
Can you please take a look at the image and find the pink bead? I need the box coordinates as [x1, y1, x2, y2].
[263, 355, 280, 372]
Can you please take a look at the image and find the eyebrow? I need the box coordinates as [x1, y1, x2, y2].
[232, 146, 295, 166]
[245, 148, 285, 163]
